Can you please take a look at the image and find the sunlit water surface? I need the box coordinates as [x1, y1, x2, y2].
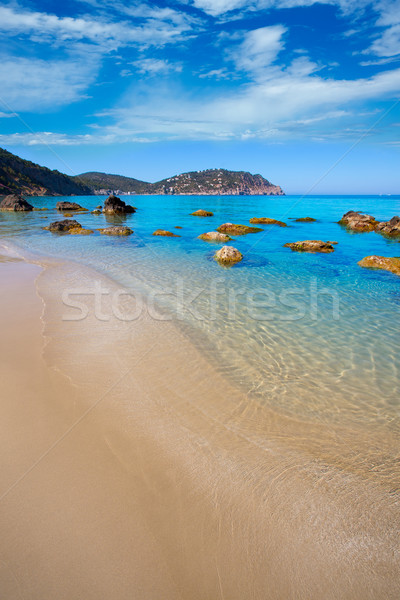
[1, 194, 399, 437]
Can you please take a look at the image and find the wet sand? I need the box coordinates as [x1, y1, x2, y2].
[0, 249, 399, 599]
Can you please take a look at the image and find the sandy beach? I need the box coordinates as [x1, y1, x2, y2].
[0, 247, 399, 599]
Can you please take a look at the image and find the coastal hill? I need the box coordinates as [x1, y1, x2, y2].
[151, 169, 284, 196]
[76, 168, 285, 196]
[0, 147, 93, 196]
[0, 147, 284, 196]
[76, 171, 152, 195]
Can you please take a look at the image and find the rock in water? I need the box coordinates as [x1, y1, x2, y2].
[294, 217, 316, 222]
[214, 246, 243, 266]
[103, 195, 136, 214]
[191, 209, 214, 217]
[358, 255, 400, 276]
[375, 216, 400, 237]
[338, 211, 377, 232]
[339, 211, 400, 237]
[99, 226, 133, 236]
[153, 229, 180, 237]
[56, 201, 86, 211]
[45, 219, 84, 233]
[217, 223, 263, 235]
[249, 217, 287, 226]
[284, 240, 335, 253]
[0, 194, 33, 211]
[198, 231, 231, 242]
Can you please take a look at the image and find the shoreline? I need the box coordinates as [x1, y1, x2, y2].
[0, 246, 399, 599]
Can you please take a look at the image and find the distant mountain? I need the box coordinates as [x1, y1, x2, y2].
[76, 168, 285, 196]
[75, 172, 152, 194]
[0, 147, 93, 196]
[0, 148, 284, 197]
[152, 169, 284, 196]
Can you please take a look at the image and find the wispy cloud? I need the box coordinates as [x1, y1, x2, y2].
[233, 26, 287, 73]
[90, 63, 400, 142]
[198, 68, 232, 79]
[0, 56, 98, 111]
[184, 0, 370, 17]
[0, 2, 198, 112]
[369, 24, 400, 58]
[0, 132, 153, 146]
[132, 58, 183, 75]
[0, 111, 17, 118]
[0, 4, 195, 49]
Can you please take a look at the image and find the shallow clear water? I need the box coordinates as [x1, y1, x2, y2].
[1, 194, 399, 436]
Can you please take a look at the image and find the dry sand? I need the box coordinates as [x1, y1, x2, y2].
[0, 250, 399, 599]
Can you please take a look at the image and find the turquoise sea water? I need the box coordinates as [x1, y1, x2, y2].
[1, 194, 399, 435]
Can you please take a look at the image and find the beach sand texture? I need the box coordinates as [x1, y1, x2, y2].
[0, 250, 399, 599]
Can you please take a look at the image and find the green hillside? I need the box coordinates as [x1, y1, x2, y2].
[0, 147, 93, 196]
[76, 168, 284, 196]
[75, 172, 152, 194]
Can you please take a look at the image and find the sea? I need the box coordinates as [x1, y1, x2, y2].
[1, 193, 399, 433]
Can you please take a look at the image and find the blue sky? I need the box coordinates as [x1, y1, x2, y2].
[0, 0, 399, 193]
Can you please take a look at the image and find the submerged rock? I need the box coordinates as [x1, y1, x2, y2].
[45, 219, 81, 232]
[153, 229, 180, 237]
[198, 231, 231, 243]
[0, 194, 33, 211]
[284, 240, 335, 253]
[358, 255, 400, 276]
[70, 228, 93, 235]
[294, 217, 316, 222]
[214, 245, 243, 266]
[175, 226, 183, 229]
[217, 223, 263, 236]
[338, 211, 377, 232]
[99, 226, 133, 236]
[375, 216, 400, 237]
[44, 219, 92, 234]
[56, 201, 86, 211]
[249, 217, 287, 227]
[191, 209, 214, 217]
[103, 195, 136, 215]
[32, 207, 48, 211]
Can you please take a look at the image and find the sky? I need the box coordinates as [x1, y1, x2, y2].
[0, 0, 399, 193]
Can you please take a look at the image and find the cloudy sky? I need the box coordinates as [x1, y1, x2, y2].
[0, 0, 399, 192]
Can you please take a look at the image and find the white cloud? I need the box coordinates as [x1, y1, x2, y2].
[132, 58, 183, 75]
[233, 26, 287, 73]
[0, 57, 98, 111]
[198, 68, 231, 79]
[376, 0, 400, 26]
[93, 64, 400, 141]
[0, 132, 152, 146]
[0, 4, 195, 50]
[360, 56, 399, 65]
[0, 3, 197, 113]
[186, 0, 367, 17]
[369, 24, 400, 57]
[190, 0, 247, 16]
